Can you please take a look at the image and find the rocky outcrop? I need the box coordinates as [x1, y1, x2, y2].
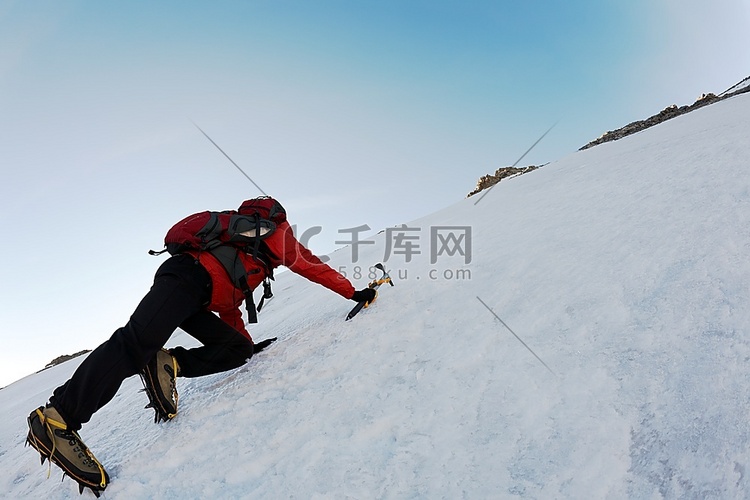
[40, 350, 91, 371]
[580, 76, 750, 150]
[468, 76, 750, 198]
[467, 165, 540, 197]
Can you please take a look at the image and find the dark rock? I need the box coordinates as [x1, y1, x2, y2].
[580, 77, 749, 151]
[468, 165, 540, 197]
[39, 350, 91, 371]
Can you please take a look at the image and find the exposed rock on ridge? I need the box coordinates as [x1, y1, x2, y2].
[580, 76, 750, 150]
[467, 165, 540, 197]
[467, 76, 750, 198]
[40, 350, 91, 371]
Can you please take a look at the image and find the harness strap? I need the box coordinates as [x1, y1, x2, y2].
[256, 278, 273, 313]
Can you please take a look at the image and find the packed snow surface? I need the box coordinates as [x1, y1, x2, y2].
[2, 93, 750, 498]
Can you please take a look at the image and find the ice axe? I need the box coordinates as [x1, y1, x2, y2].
[345, 263, 394, 321]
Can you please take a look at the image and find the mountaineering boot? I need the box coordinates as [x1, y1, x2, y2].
[140, 348, 180, 423]
[26, 405, 109, 497]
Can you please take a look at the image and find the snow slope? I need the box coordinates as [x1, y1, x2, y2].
[2, 93, 750, 499]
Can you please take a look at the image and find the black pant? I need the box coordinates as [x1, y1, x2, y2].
[50, 254, 254, 430]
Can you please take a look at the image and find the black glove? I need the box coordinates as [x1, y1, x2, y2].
[351, 288, 377, 304]
[253, 337, 277, 353]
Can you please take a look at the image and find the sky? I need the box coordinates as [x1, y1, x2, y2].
[1, 0, 749, 387]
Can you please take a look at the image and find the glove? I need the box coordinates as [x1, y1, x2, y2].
[351, 288, 377, 304]
[253, 337, 277, 353]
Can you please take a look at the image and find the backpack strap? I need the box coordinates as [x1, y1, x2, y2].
[209, 246, 262, 324]
[249, 217, 263, 273]
[237, 275, 259, 324]
[248, 238, 275, 312]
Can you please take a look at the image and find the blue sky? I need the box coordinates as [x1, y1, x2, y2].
[1, 0, 749, 387]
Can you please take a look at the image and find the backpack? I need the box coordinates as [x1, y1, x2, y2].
[149, 197, 287, 323]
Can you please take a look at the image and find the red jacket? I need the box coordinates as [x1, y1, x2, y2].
[189, 221, 354, 341]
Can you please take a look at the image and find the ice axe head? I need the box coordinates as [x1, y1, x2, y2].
[374, 263, 395, 286]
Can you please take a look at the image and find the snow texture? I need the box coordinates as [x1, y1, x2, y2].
[2, 93, 750, 498]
